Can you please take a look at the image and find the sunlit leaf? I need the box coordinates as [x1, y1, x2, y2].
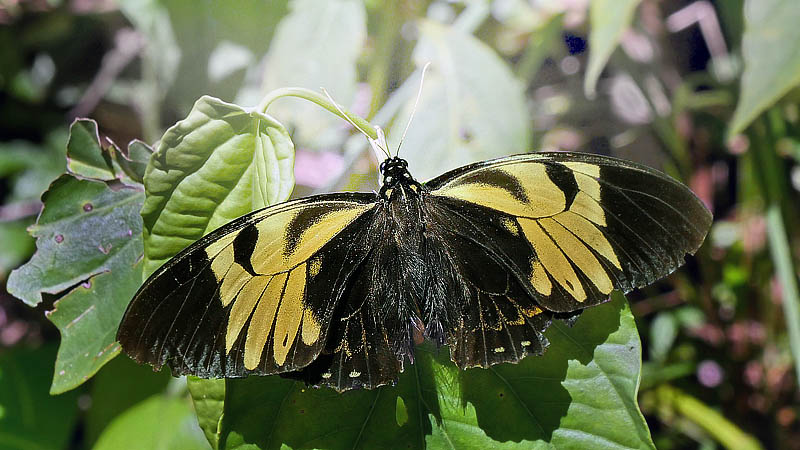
[728, 0, 800, 137]
[141, 95, 294, 276]
[257, 0, 366, 147]
[389, 20, 531, 181]
[584, 0, 641, 98]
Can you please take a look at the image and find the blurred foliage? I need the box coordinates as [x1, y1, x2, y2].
[1, 0, 800, 449]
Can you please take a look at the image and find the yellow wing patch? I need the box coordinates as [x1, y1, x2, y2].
[201, 200, 372, 371]
[432, 162, 566, 218]
[435, 160, 622, 302]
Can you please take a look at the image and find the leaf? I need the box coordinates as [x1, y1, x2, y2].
[66, 119, 117, 180]
[85, 354, 172, 447]
[257, 0, 366, 147]
[0, 345, 80, 450]
[389, 20, 531, 181]
[93, 394, 210, 450]
[188, 377, 226, 450]
[46, 264, 144, 394]
[435, 293, 654, 449]
[215, 295, 652, 449]
[218, 357, 438, 450]
[584, 0, 641, 98]
[728, 0, 800, 137]
[8, 175, 143, 307]
[114, 139, 154, 184]
[141, 95, 294, 276]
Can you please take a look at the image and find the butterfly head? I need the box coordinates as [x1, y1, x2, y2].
[379, 156, 419, 198]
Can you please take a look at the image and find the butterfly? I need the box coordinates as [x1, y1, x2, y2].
[117, 151, 712, 392]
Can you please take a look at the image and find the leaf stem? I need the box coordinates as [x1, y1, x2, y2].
[257, 87, 378, 140]
[656, 384, 763, 450]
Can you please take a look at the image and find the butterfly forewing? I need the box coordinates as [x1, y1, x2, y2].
[425, 152, 712, 316]
[117, 194, 378, 378]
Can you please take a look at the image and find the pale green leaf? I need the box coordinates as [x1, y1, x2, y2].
[728, 0, 800, 137]
[257, 0, 366, 147]
[141, 95, 294, 276]
[390, 20, 531, 181]
[584, 0, 641, 98]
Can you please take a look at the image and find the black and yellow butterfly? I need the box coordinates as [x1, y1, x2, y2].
[117, 152, 711, 392]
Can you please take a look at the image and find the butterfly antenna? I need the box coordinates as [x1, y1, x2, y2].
[395, 62, 431, 158]
[321, 87, 390, 159]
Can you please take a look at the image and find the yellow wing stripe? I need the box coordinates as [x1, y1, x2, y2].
[225, 275, 270, 353]
[519, 218, 587, 302]
[530, 260, 552, 295]
[432, 162, 566, 218]
[244, 272, 287, 370]
[272, 265, 306, 366]
[252, 205, 371, 274]
[219, 262, 251, 307]
[554, 210, 621, 270]
[539, 217, 613, 295]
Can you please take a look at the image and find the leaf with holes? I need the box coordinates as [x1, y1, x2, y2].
[7, 174, 144, 393]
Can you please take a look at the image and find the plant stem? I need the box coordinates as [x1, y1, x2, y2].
[749, 113, 800, 386]
[257, 87, 378, 140]
[656, 385, 763, 450]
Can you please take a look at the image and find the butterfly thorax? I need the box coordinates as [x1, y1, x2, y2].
[379, 156, 421, 199]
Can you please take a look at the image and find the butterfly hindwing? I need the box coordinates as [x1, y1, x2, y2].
[425, 152, 711, 315]
[117, 194, 378, 378]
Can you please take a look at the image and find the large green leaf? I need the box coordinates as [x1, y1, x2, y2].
[389, 20, 531, 181]
[215, 295, 652, 449]
[0, 345, 80, 450]
[93, 394, 210, 450]
[584, 0, 641, 98]
[257, 0, 366, 147]
[728, 0, 800, 137]
[141, 95, 294, 276]
[218, 352, 439, 449]
[429, 293, 653, 449]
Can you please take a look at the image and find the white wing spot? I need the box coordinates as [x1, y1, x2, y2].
[493, 347, 505, 353]
[521, 341, 531, 347]
[349, 370, 361, 378]
[322, 372, 332, 379]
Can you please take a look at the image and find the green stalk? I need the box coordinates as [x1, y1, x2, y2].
[749, 113, 800, 386]
[257, 87, 378, 140]
[656, 385, 763, 450]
